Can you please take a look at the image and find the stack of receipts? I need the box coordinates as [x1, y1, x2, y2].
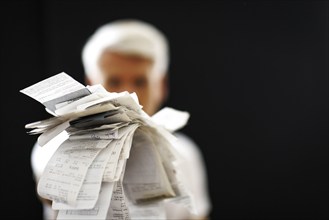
[20, 72, 195, 220]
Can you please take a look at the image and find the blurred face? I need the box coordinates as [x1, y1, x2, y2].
[96, 51, 167, 115]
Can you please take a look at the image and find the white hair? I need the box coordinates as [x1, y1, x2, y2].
[82, 19, 169, 83]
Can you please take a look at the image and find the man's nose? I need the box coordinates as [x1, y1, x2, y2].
[120, 83, 135, 93]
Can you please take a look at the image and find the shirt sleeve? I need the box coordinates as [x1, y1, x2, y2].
[171, 132, 212, 218]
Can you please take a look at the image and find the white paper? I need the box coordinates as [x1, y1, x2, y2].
[52, 141, 114, 210]
[37, 120, 70, 147]
[57, 182, 115, 220]
[37, 139, 110, 205]
[106, 181, 130, 220]
[20, 72, 85, 104]
[151, 107, 190, 132]
[123, 129, 175, 203]
[127, 200, 166, 220]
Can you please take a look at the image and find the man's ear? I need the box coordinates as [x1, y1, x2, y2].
[85, 76, 92, 86]
[160, 74, 169, 104]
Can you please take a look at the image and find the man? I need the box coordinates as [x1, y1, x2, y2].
[31, 19, 211, 219]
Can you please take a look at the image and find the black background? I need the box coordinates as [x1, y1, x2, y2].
[1, 1, 328, 219]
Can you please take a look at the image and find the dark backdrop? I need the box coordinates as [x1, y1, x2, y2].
[2, 1, 328, 219]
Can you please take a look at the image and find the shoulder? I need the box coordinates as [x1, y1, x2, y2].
[170, 131, 208, 181]
[172, 132, 204, 162]
[170, 132, 212, 217]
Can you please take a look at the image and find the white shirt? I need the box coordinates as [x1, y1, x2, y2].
[31, 131, 211, 220]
